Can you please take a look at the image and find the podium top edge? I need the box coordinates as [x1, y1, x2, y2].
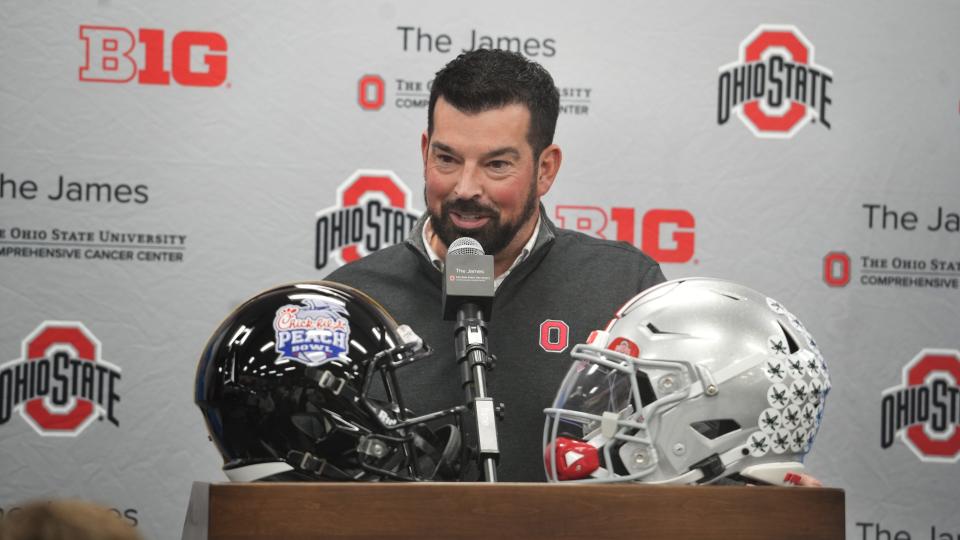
[204, 481, 844, 495]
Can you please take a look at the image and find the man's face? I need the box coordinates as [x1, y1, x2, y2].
[422, 98, 541, 256]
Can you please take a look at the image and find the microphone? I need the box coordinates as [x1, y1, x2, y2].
[441, 237, 500, 481]
[448, 236, 484, 255]
[442, 237, 494, 321]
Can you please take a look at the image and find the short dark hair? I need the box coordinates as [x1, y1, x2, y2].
[427, 49, 560, 158]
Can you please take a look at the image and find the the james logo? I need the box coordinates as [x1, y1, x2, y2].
[880, 349, 960, 462]
[274, 299, 351, 367]
[717, 25, 833, 138]
[0, 322, 121, 436]
[315, 170, 421, 270]
[79, 25, 227, 86]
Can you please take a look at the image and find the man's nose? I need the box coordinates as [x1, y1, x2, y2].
[452, 163, 484, 199]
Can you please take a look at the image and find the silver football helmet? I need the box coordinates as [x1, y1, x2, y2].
[543, 278, 830, 485]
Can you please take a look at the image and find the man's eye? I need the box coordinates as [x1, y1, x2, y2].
[489, 160, 510, 170]
[436, 154, 456, 164]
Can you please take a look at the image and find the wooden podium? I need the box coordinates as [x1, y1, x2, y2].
[182, 481, 844, 540]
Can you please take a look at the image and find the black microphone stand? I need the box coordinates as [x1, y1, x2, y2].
[453, 303, 499, 482]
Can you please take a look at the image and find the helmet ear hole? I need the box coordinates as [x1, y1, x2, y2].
[412, 424, 463, 480]
[776, 321, 800, 354]
[604, 439, 632, 476]
[690, 419, 741, 440]
[363, 369, 390, 403]
[635, 371, 658, 406]
[291, 413, 330, 441]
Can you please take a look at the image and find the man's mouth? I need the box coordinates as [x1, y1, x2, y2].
[448, 211, 492, 230]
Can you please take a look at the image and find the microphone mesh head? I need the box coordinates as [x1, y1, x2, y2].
[448, 237, 485, 256]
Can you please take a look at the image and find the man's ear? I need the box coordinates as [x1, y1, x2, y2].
[536, 144, 562, 197]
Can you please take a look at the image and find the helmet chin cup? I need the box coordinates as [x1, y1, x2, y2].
[740, 462, 806, 486]
[545, 437, 601, 481]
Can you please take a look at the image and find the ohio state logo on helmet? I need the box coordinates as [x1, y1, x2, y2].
[314, 170, 421, 270]
[880, 349, 960, 462]
[0, 322, 121, 436]
[717, 25, 833, 138]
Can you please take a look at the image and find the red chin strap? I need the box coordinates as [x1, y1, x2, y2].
[544, 437, 601, 481]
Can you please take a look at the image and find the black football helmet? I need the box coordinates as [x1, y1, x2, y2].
[195, 281, 464, 482]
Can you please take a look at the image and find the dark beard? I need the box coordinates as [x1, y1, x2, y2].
[427, 179, 539, 256]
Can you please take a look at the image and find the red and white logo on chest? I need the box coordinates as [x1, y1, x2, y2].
[538, 320, 570, 353]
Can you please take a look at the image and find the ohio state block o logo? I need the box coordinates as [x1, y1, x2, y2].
[881, 350, 960, 462]
[314, 170, 421, 269]
[539, 320, 570, 353]
[741, 27, 811, 134]
[0, 322, 121, 437]
[717, 25, 833, 138]
[823, 251, 851, 287]
[25, 325, 98, 433]
[903, 352, 960, 460]
[358, 75, 385, 110]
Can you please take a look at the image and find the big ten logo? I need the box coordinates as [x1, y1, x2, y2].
[554, 206, 695, 263]
[79, 26, 227, 87]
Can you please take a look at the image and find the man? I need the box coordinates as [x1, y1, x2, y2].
[328, 49, 666, 481]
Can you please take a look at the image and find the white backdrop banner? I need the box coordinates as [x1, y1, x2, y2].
[1, 1, 958, 539]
